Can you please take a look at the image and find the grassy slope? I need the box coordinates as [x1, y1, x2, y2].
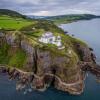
[8, 49, 27, 68]
[0, 16, 32, 30]
[0, 42, 10, 64]
[0, 15, 28, 68]
[0, 14, 87, 70]
[20, 20, 72, 56]
[0, 43, 27, 68]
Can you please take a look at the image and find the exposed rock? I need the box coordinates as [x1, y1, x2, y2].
[0, 31, 99, 95]
[0, 32, 6, 46]
[21, 40, 34, 55]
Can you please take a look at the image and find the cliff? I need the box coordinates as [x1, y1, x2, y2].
[0, 27, 97, 95]
[0, 11, 98, 95]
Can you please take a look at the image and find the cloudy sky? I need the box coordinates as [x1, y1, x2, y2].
[0, 0, 100, 16]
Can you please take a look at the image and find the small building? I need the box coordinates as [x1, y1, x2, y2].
[32, 27, 35, 30]
[68, 50, 72, 54]
[39, 32, 56, 44]
[0, 27, 2, 30]
[55, 36, 62, 47]
[39, 32, 65, 49]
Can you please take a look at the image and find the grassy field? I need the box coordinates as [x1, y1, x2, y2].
[0, 43, 27, 68]
[0, 15, 32, 30]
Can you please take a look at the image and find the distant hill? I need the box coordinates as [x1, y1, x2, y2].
[29, 14, 100, 24]
[43, 14, 100, 24]
[0, 9, 26, 18]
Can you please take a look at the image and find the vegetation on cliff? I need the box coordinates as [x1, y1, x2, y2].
[8, 49, 27, 68]
[0, 42, 10, 64]
[0, 9, 86, 71]
[1, 9, 95, 94]
[0, 43, 27, 69]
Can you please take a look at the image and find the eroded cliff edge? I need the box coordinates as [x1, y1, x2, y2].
[0, 29, 98, 95]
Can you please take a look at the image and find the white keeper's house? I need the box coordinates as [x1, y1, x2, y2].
[39, 32, 65, 49]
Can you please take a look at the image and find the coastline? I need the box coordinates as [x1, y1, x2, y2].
[0, 65, 85, 95]
[55, 17, 100, 25]
[0, 18, 100, 96]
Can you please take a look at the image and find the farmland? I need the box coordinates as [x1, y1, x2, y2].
[0, 15, 33, 30]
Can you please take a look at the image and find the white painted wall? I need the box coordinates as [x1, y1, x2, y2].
[39, 33, 65, 49]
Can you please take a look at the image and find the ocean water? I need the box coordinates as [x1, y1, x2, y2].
[0, 19, 100, 100]
[60, 19, 100, 64]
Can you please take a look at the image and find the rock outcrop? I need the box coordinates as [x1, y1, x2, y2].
[0, 31, 99, 95]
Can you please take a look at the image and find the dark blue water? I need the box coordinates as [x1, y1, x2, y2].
[0, 19, 100, 100]
[60, 19, 100, 64]
[0, 73, 99, 100]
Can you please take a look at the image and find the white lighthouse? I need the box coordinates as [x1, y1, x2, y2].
[39, 32, 65, 49]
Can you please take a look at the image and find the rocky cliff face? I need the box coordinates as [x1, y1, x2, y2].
[0, 31, 97, 95]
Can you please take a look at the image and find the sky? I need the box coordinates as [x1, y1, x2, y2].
[0, 0, 100, 16]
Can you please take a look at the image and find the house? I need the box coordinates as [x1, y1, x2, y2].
[55, 36, 62, 47]
[39, 32, 55, 44]
[39, 32, 65, 49]
[32, 27, 35, 30]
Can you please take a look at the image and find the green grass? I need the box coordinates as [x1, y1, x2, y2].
[25, 29, 44, 38]
[0, 42, 27, 68]
[0, 16, 32, 30]
[0, 15, 86, 69]
[8, 49, 27, 68]
[0, 43, 10, 64]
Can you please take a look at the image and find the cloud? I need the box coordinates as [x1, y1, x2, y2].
[0, 0, 100, 16]
[27, 11, 51, 16]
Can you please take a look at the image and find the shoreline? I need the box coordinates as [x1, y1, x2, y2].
[0, 65, 85, 95]
[57, 17, 100, 25]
